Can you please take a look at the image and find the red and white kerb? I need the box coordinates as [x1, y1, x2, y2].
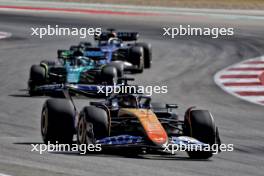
[215, 56, 264, 106]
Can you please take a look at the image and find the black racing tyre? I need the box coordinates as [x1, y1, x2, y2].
[41, 99, 75, 144]
[101, 65, 118, 85]
[130, 46, 144, 73]
[77, 106, 109, 146]
[107, 62, 124, 78]
[136, 42, 152, 68]
[184, 109, 220, 159]
[28, 65, 46, 96]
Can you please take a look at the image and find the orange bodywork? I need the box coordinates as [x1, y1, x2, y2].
[118, 108, 168, 145]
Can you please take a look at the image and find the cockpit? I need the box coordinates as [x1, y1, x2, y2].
[108, 94, 151, 109]
[99, 37, 123, 47]
[66, 56, 94, 67]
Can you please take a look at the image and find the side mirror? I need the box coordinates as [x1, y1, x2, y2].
[166, 104, 178, 109]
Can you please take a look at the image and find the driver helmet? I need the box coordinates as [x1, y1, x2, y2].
[108, 32, 117, 39]
[119, 95, 137, 108]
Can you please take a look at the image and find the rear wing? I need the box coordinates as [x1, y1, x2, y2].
[83, 47, 105, 59]
[117, 32, 139, 41]
[151, 103, 178, 113]
[57, 49, 84, 59]
[95, 32, 139, 41]
[166, 104, 178, 109]
[57, 50, 73, 59]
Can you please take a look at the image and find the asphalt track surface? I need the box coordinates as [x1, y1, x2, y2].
[0, 9, 264, 176]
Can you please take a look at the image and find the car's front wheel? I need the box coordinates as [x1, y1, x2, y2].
[41, 99, 75, 144]
[77, 106, 109, 152]
[184, 109, 221, 159]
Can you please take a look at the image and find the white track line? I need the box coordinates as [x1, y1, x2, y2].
[221, 70, 263, 75]
[218, 78, 260, 83]
[0, 173, 12, 176]
[0, 31, 12, 39]
[1, 0, 264, 20]
[225, 86, 264, 91]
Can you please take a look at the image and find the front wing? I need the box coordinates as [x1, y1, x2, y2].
[32, 83, 115, 95]
[96, 135, 208, 153]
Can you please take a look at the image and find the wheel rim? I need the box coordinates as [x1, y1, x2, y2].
[78, 116, 87, 144]
[113, 75, 118, 85]
[41, 108, 48, 138]
[138, 56, 144, 71]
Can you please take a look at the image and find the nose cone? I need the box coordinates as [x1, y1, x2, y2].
[141, 111, 168, 145]
[119, 109, 168, 146]
[67, 68, 80, 83]
[147, 131, 168, 145]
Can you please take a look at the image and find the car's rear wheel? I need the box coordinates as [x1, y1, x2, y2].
[184, 109, 221, 159]
[101, 65, 118, 85]
[77, 106, 109, 150]
[136, 42, 152, 68]
[41, 99, 75, 144]
[107, 61, 124, 78]
[130, 46, 144, 73]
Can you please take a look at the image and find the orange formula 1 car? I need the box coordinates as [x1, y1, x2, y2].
[41, 89, 221, 159]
